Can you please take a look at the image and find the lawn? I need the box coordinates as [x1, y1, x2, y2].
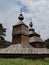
[0, 58, 49, 65]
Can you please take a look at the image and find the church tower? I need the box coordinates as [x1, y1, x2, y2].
[29, 21, 44, 48]
[12, 11, 29, 44]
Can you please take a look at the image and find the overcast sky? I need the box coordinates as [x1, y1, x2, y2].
[0, 0, 49, 42]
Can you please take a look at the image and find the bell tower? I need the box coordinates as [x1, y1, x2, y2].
[12, 11, 29, 44]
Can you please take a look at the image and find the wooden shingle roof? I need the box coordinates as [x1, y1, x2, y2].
[29, 36, 43, 43]
[0, 44, 49, 54]
[13, 21, 28, 27]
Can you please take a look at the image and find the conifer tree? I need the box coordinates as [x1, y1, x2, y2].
[0, 23, 6, 47]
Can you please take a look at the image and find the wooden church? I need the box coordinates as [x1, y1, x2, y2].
[12, 11, 44, 48]
[0, 11, 49, 58]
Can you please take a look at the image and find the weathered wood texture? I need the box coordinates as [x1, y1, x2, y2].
[29, 42, 44, 48]
[0, 44, 49, 54]
[12, 24, 29, 44]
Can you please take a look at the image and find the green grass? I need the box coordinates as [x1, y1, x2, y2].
[0, 58, 49, 65]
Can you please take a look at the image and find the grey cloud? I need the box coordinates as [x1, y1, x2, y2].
[0, 0, 49, 41]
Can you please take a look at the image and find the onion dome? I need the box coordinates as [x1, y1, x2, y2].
[29, 22, 35, 31]
[29, 22, 40, 37]
[29, 22, 33, 27]
[13, 10, 28, 27]
[18, 10, 24, 21]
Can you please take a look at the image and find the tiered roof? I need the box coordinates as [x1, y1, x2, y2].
[29, 22, 43, 43]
